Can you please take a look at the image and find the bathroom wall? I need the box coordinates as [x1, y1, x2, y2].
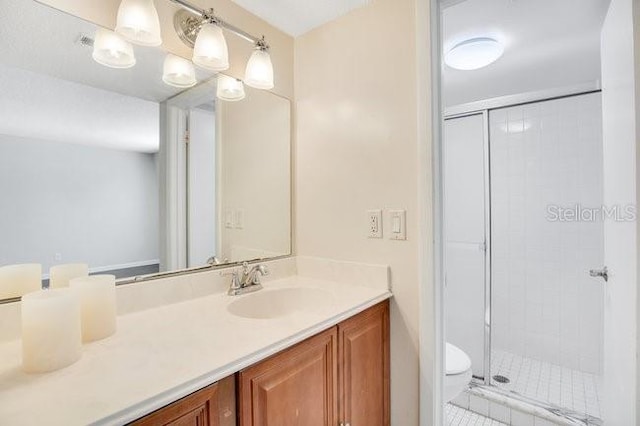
[218, 88, 291, 262]
[187, 107, 217, 267]
[294, 0, 430, 423]
[490, 93, 604, 373]
[0, 134, 159, 274]
[36, 0, 294, 99]
[600, 0, 639, 422]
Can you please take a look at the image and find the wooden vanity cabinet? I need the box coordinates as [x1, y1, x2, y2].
[238, 327, 338, 426]
[338, 301, 390, 426]
[130, 376, 236, 426]
[238, 300, 390, 426]
[131, 300, 389, 426]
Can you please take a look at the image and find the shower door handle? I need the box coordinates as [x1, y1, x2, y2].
[589, 266, 608, 282]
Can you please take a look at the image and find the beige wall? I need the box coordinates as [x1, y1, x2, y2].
[218, 88, 291, 262]
[294, 0, 428, 423]
[36, 0, 294, 99]
[37, 0, 433, 421]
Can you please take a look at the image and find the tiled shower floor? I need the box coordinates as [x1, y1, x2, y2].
[490, 349, 602, 419]
[446, 403, 507, 426]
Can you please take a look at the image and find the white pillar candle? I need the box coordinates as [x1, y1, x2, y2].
[0, 264, 42, 299]
[21, 289, 82, 373]
[69, 275, 117, 342]
[49, 263, 88, 288]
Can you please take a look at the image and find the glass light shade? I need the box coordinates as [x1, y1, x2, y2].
[217, 75, 245, 101]
[244, 49, 274, 90]
[115, 0, 162, 47]
[162, 54, 197, 88]
[92, 28, 136, 69]
[445, 37, 504, 71]
[193, 23, 229, 71]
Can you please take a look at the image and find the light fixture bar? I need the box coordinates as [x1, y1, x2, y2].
[169, 0, 261, 44]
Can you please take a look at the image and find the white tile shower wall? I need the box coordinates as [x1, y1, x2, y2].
[489, 93, 604, 374]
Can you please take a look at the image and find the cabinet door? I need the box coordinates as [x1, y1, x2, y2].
[238, 327, 338, 426]
[338, 301, 390, 426]
[131, 376, 235, 426]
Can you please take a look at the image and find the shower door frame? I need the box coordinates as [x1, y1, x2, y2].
[443, 109, 493, 383]
[444, 82, 603, 410]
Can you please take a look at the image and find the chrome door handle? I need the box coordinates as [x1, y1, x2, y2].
[589, 266, 608, 282]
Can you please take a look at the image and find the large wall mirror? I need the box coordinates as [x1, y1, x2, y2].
[0, 0, 291, 301]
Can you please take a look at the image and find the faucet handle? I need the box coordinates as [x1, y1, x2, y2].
[220, 269, 241, 289]
[258, 264, 269, 276]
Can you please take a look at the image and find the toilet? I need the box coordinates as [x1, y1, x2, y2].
[445, 342, 473, 402]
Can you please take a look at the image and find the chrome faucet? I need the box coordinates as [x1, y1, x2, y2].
[223, 262, 269, 296]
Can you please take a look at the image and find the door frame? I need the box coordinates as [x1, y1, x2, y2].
[424, 0, 640, 424]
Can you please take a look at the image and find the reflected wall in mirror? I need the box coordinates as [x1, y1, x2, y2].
[0, 0, 291, 301]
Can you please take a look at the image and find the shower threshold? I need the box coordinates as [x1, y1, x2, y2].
[468, 380, 603, 426]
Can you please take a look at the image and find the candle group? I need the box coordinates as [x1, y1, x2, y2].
[49, 263, 88, 288]
[21, 289, 82, 373]
[0, 264, 42, 299]
[70, 275, 117, 342]
[15, 265, 118, 373]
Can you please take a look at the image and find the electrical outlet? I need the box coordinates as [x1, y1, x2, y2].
[367, 209, 383, 238]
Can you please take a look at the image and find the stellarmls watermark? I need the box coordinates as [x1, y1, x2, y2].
[546, 204, 636, 222]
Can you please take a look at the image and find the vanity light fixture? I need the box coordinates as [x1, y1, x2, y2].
[192, 12, 229, 71]
[92, 28, 136, 69]
[171, 0, 275, 90]
[244, 37, 274, 90]
[162, 54, 197, 88]
[445, 37, 504, 71]
[115, 0, 162, 47]
[217, 74, 245, 101]
[92, 0, 276, 94]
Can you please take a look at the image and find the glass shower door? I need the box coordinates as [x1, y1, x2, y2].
[488, 93, 604, 419]
[444, 113, 489, 380]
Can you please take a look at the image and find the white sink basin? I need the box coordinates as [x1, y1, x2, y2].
[227, 287, 335, 319]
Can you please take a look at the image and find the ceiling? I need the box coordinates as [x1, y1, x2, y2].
[0, 0, 216, 153]
[442, 0, 611, 107]
[231, 0, 371, 36]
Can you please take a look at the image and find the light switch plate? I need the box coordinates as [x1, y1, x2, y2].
[225, 210, 234, 229]
[367, 209, 383, 238]
[389, 209, 406, 240]
[234, 209, 245, 229]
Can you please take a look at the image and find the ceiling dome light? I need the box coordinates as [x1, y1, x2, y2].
[217, 75, 245, 101]
[115, 0, 162, 47]
[162, 54, 196, 88]
[245, 37, 274, 90]
[193, 22, 229, 71]
[445, 37, 504, 71]
[92, 28, 136, 69]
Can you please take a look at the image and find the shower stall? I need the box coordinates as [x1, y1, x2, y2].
[444, 89, 604, 422]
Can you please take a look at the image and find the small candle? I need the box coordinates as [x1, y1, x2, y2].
[49, 263, 88, 288]
[69, 275, 117, 342]
[21, 289, 82, 373]
[0, 264, 42, 299]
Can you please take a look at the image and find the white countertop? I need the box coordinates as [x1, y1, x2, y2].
[0, 276, 391, 426]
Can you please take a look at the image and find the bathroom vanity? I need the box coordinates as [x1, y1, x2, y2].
[132, 301, 389, 426]
[0, 257, 392, 426]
